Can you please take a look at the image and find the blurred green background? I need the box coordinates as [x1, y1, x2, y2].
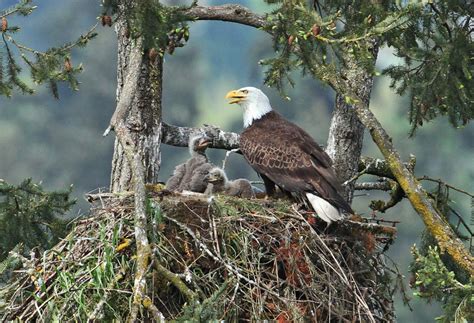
[0, 1, 472, 321]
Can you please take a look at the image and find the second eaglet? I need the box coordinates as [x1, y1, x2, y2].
[204, 167, 255, 199]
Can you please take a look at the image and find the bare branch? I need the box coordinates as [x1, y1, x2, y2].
[344, 159, 374, 186]
[419, 176, 474, 198]
[161, 123, 240, 150]
[342, 219, 397, 237]
[358, 156, 415, 180]
[354, 181, 392, 191]
[182, 4, 269, 29]
[369, 183, 405, 213]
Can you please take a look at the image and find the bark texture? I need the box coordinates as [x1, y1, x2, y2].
[107, 5, 161, 320]
[110, 18, 163, 193]
[183, 4, 268, 29]
[161, 123, 240, 149]
[326, 44, 379, 203]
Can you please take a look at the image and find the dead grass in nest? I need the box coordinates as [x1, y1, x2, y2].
[1, 193, 398, 322]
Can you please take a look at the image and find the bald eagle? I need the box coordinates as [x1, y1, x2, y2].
[225, 86, 353, 224]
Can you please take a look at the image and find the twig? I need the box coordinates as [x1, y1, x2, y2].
[7, 23, 99, 58]
[222, 148, 241, 170]
[384, 255, 413, 311]
[0, 3, 37, 19]
[418, 176, 474, 198]
[292, 208, 376, 323]
[162, 213, 283, 299]
[85, 191, 134, 202]
[343, 160, 374, 186]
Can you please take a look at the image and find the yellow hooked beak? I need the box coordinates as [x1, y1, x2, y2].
[225, 89, 247, 104]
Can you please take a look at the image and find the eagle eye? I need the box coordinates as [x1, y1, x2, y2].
[242, 89, 248, 94]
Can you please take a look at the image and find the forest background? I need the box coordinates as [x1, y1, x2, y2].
[0, 0, 472, 321]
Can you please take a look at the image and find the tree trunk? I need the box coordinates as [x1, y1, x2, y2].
[110, 17, 163, 193]
[326, 44, 379, 203]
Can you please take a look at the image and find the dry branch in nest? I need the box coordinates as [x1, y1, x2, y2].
[1, 193, 398, 322]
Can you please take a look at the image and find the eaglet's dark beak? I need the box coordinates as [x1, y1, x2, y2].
[197, 137, 212, 150]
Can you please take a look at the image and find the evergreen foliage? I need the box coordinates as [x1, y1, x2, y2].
[0, 0, 97, 98]
[101, 0, 191, 56]
[261, 0, 406, 91]
[417, 183, 473, 284]
[0, 178, 75, 262]
[261, 0, 473, 134]
[384, 1, 473, 135]
[0, 244, 23, 284]
[411, 246, 473, 323]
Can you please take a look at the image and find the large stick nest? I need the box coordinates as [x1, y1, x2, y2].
[1, 193, 397, 322]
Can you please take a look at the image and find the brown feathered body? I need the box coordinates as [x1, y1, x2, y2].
[239, 111, 352, 214]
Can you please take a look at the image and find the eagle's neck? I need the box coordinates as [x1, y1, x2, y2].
[242, 100, 272, 128]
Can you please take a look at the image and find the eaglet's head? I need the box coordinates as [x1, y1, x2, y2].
[205, 167, 227, 184]
[189, 135, 212, 155]
[225, 86, 272, 128]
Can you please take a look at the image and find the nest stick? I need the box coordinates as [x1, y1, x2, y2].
[163, 214, 282, 299]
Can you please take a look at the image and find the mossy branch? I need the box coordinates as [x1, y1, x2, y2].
[142, 296, 165, 322]
[153, 261, 197, 302]
[347, 94, 474, 276]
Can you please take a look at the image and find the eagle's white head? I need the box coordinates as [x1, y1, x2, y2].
[225, 86, 272, 128]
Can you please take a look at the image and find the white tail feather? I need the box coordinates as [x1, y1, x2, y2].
[306, 193, 343, 224]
